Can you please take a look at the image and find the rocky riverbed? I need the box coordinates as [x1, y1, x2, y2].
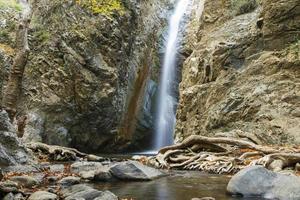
[0, 158, 166, 200]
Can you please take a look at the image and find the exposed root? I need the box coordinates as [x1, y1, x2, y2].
[26, 142, 103, 162]
[149, 135, 300, 175]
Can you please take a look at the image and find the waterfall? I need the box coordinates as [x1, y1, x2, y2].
[153, 0, 191, 150]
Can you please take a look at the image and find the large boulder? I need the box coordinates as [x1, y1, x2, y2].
[61, 184, 117, 200]
[227, 166, 300, 199]
[110, 161, 165, 181]
[28, 191, 57, 200]
[0, 111, 29, 166]
[58, 176, 81, 186]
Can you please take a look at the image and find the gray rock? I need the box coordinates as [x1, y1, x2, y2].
[110, 161, 165, 181]
[14, 193, 24, 200]
[94, 167, 113, 182]
[41, 164, 65, 173]
[58, 176, 81, 186]
[3, 165, 40, 174]
[70, 162, 103, 174]
[28, 191, 57, 200]
[227, 166, 300, 199]
[0, 111, 29, 166]
[0, 181, 19, 193]
[61, 184, 91, 198]
[0, 131, 29, 166]
[0, 111, 14, 132]
[22, 112, 44, 143]
[86, 154, 105, 162]
[93, 190, 118, 200]
[3, 193, 24, 200]
[3, 193, 14, 200]
[9, 176, 40, 188]
[64, 188, 102, 200]
[79, 171, 95, 180]
[61, 184, 117, 200]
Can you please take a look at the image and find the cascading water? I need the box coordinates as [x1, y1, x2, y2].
[153, 0, 191, 150]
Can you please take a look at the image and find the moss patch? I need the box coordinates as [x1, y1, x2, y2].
[75, 0, 125, 15]
[0, 0, 22, 12]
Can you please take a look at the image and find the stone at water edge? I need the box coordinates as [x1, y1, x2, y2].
[70, 161, 103, 173]
[58, 176, 81, 186]
[61, 184, 118, 200]
[227, 165, 300, 199]
[28, 191, 57, 200]
[9, 175, 40, 188]
[94, 167, 113, 182]
[94, 190, 118, 200]
[86, 154, 106, 162]
[110, 161, 166, 181]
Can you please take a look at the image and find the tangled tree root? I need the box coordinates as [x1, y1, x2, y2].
[148, 135, 300, 174]
[26, 142, 107, 162]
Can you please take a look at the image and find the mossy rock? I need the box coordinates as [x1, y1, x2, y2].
[231, 0, 258, 16]
[75, 0, 125, 16]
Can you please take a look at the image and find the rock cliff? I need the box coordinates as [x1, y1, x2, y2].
[176, 0, 300, 145]
[0, 0, 169, 152]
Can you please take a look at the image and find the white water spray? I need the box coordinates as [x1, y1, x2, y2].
[153, 0, 191, 150]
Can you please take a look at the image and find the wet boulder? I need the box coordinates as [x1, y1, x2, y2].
[110, 161, 165, 181]
[0, 111, 29, 166]
[61, 184, 117, 200]
[58, 176, 81, 186]
[28, 191, 57, 200]
[227, 166, 300, 199]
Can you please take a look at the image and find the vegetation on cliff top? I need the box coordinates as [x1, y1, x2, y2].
[0, 0, 22, 11]
[75, 0, 125, 15]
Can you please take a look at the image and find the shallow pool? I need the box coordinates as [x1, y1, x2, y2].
[91, 170, 261, 200]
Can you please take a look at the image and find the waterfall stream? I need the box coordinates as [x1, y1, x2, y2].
[153, 0, 191, 150]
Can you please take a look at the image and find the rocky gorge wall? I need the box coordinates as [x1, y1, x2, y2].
[175, 0, 300, 145]
[0, 0, 170, 152]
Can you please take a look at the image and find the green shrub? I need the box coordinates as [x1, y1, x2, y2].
[0, 0, 22, 12]
[75, 0, 125, 15]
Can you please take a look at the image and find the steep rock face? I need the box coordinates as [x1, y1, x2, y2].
[0, 0, 169, 152]
[0, 111, 29, 166]
[176, 0, 300, 144]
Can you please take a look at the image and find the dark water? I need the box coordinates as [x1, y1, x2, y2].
[91, 171, 261, 200]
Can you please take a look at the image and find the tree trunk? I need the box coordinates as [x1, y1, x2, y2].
[2, 10, 31, 120]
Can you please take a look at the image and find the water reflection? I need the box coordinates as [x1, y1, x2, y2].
[91, 171, 263, 200]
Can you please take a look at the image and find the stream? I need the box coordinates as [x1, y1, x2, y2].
[91, 170, 260, 200]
